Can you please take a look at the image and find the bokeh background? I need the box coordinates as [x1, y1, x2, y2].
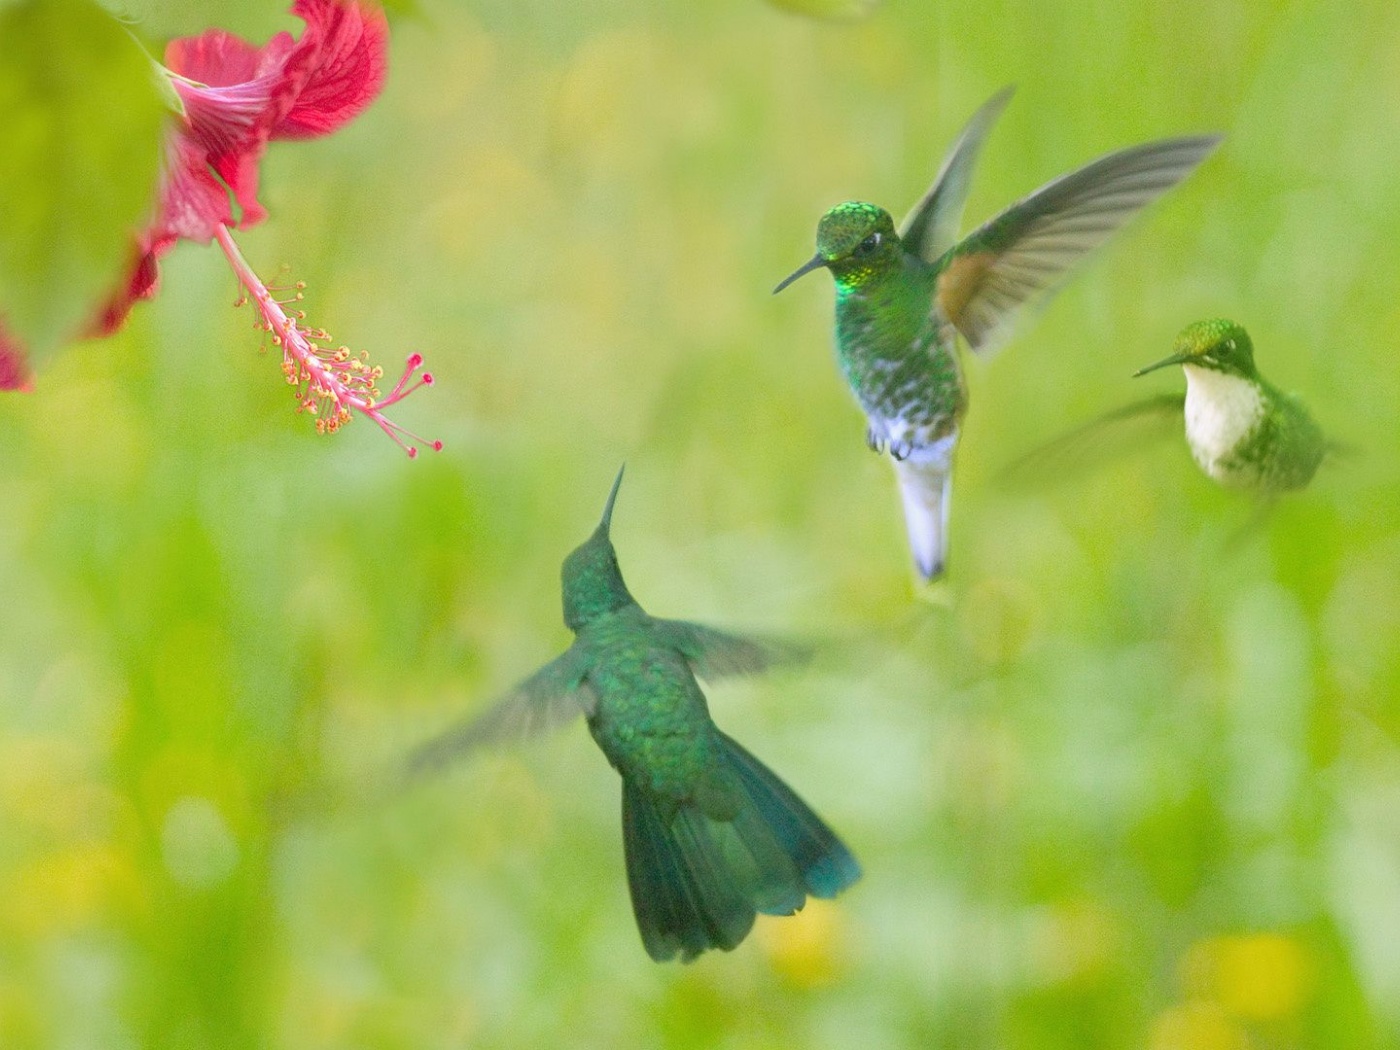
[3, 0, 1400, 1046]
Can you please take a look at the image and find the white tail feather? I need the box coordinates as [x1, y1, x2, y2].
[893, 457, 952, 581]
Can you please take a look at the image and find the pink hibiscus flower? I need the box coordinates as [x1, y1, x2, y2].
[3, 0, 439, 456]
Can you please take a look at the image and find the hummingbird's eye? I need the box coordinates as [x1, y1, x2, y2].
[854, 232, 882, 257]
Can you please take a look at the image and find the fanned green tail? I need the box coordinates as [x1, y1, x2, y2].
[621, 731, 861, 963]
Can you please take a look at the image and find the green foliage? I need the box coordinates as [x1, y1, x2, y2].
[0, 0, 165, 359]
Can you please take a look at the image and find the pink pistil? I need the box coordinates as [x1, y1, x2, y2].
[214, 224, 441, 456]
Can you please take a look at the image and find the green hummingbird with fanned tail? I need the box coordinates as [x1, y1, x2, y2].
[1133, 318, 1327, 491]
[775, 86, 1221, 581]
[405, 467, 860, 963]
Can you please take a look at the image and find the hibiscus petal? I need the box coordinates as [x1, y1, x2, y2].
[159, 0, 387, 241]
[155, 134, 240, 242]
[165, 28, 270, 87]
[172, 78, 271, 162]
[217, 151, 270, 230]
[271, 0, 388, 140]
[170, 80, 272, 232]
[166, 29, 295, 170]
[91, 240, 171, 337]
[0, 321, 33, 392]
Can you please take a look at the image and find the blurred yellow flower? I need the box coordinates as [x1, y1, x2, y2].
[755, 898, 851, 986]
[1186, 932, 1313, 1022]
[1149, 1002, 1247, 1050]
[1027, 899, 1118, 985]
[1, 845, 130, 937]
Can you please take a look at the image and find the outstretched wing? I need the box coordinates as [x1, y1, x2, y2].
[899, 86, 1016, 265]
[936, 134, 1222, 356]
[652, 619, 810, 681]
[402, 646, 596, 782]
[997, 393, 1185, 488]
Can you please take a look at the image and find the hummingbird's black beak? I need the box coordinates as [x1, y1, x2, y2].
[773, 253, 827, 294]
[1132, 351, 1192, 378]
[598, 464, 625, 535]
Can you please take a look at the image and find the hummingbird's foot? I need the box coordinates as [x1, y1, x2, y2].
[865, 427, 884, 454]
[889, 439, 914, 462]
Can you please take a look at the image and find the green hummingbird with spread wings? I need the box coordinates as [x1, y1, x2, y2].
[775, 87, 1221, 581]
[406, 468, 860, 963]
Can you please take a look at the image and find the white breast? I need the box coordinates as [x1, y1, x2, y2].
[1182, 365, 1264, 478]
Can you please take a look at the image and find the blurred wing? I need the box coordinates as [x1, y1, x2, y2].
[899, 86, 1016, 265]
[402, 647, 596, 782]
[997, 393, 1184, 488]
[653, 619, 810, 681]
[936, 135, 1222, 356]
[1224, 494, 1279, 553]
[1323, 437, 1360, 462]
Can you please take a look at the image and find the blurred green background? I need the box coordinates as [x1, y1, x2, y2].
[3, 0, 1400, 1046]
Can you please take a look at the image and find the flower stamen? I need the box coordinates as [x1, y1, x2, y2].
[214, 224, 440, 457]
